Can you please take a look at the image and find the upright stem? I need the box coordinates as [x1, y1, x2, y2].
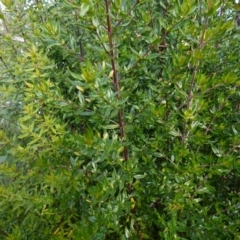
[0, 56, 15, 79]
[181, 17, 208, 145]
[105, 0, 128, 161]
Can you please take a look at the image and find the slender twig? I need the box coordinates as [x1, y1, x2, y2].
[219, 0, 226, 18]
[105, 0, 120, 97]
[181, 17, 208, 145]
[74, 9, 85, 60]
[148, 1, 154, 29]
[195, 99, 227, 155]
[105, 0, 128, 161]
[94, 28, 110, 53]
[187, 16, 208, 108]
[119, 47, 152, 82]
[113, 0, 139, 30]
[0, 12, 18, 55]
[0, 56, 15, 79]
[190, 175, 209, 200]
[119, 26, 169, 82]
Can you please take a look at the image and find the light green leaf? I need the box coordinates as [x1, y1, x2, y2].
[134, 174, 146, 179]
[80, 3, 89, 17]
[211, 145, 222, 157]
[102, 124, 119, 129]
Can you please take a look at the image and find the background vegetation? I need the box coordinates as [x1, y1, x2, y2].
[0, 0, 240, 239]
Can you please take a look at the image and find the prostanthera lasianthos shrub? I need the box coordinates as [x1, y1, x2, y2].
[0, 0, 240, 239]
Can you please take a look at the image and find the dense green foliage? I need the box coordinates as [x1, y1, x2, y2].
[1, 0, 240, 239]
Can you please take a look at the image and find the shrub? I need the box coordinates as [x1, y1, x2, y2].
[0, 0, 240, 239]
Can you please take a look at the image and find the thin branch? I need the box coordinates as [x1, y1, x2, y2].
[94, 28, 111, 53]
[148, 1, 154, 29]
[119, 47, 152, 82]
[0, 56, 16, 79]
[74, 9, 85, 60]
[181, 17, 208, 145]
[190, 175, 209, 200]
[113, 0, 139, 30]
[195, 100, 227, 155]
[105, 0, 128, 161]
[0, 11, 18, 55]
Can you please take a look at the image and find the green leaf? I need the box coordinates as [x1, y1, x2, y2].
[211, 145, 222, 157]
[79, 111, 94, 116]
[80, 3, 90, 17]
[134, 174, 146, 179]
[69, 71, 83, 81]
[102, 124, 119, 130]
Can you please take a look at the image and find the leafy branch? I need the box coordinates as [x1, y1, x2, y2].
[181, 16, 208, 145]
